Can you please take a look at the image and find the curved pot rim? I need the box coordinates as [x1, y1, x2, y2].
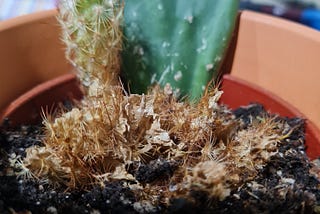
[0, 73, 82, 127]
[1, 73, 320, 160]
[0, 9, 58, 32]
[220, 74, 320, 160]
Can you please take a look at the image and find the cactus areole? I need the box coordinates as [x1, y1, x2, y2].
[122, 0, 239, 99]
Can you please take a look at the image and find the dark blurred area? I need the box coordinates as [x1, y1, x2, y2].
[240, 0, 320, 30]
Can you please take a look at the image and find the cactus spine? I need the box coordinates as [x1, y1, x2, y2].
[58, 0, 123, 91]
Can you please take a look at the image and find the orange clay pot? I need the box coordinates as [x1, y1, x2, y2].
[220, 74, 320, 161]
[227, 10, 320, 130]
[0, 10, 72, 111]
[0, 73, 82, 127]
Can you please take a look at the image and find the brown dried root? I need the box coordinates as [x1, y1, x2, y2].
[20, 83, 290, 204]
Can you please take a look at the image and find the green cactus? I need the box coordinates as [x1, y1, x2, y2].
[121, 0, 238, 99]
[58, 0, 123, 88]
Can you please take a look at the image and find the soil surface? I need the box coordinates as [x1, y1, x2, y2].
[1, 104, 320, 214]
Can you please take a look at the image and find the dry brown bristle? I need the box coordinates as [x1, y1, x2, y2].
[19, 82, 291, 205]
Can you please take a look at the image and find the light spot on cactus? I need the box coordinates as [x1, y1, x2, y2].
[184, 15, 193, 24]
[196, 38, 207, 53]
[132, 11, 137, 17]
[178, 30, 184, 35]
[174, 88, 181, 97]
[133, 45, 144, 56]
[222, 37, 226, 42]
[174, 71, 182, 82]
[139, 47, 144, 56]
[215, 56, 222, 62]
[159, 66, 170, 84]
[157, 4, 163, 10]
[166, 53, 179, 57]
[170, 62, 175, 72]
[151, 73, 157, 84]
[162, 41, 170, 48]
[180, 62, 188, 69]
[202, 85, 206, 91]
[206, 63, 214, 71]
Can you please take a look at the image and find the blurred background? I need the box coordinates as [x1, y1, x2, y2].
[240, 0, 320, 30]
[0, 0, 56, 20]
[0, 0, 319, 30]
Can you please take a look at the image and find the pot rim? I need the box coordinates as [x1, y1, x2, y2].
[0, 73, 82, 127]
[221, 74, 320, 160]
[1, 73, 320, 160]
[0, 9, 58, 32]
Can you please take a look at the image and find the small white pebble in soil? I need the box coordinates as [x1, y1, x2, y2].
[106, 200, 110, 204]
[233, 194, 240, 199]
[36, 201, 41, 205]
[90, 209, 101, 214]
[47, 206, 58, 214]
[281, 177, 295, 185]
[133, 201, 157, 213]
[277, 170, 282, 176]
[38, 185, 44, 191]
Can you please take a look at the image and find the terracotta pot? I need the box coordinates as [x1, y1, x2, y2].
[0, 73, 82, 127]
[1, 73, 320, 160]
[0, 10, 72, 111]
[226, 10, 320, 129]
[0, 9, 320, 161]
[220, 74, 320, 161]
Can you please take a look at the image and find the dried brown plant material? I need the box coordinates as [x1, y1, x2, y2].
[20, 83, 290, 205]
[223, 117, 286, 183]
[180, 160, 230, 201]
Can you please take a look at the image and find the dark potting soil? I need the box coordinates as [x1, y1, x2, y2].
[1, 104, 320, 214]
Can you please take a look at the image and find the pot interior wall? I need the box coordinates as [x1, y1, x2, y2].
[228, 10, 320, 130]
[0, 10, 71, 111]
[220, 74, 320, 160]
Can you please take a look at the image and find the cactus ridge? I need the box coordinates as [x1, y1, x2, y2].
[122, 0, 238, 99]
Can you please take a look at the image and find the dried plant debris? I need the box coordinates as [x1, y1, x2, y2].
[1, 89, 320, 213]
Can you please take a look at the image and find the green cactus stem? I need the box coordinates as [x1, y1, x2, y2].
[121, 0, 239, 99]
[58, 0, 123, 90]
